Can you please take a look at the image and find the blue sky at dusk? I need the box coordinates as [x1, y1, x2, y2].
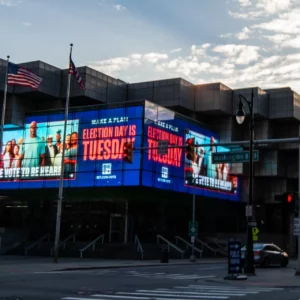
[0, 0, 299, 92]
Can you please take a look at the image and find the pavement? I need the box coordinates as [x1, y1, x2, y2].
[0, 259, 299, 300]
[0, 256, 300, 300]
[0, 255, 227, 274]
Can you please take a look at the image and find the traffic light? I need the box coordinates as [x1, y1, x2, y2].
[123, 141, 134, 163]
[275, 192, 297, 212]
[185, 138, 195, 161]
[286, 193, 296, 211]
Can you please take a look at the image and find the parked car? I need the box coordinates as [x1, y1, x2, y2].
[241, 243, 288, 268]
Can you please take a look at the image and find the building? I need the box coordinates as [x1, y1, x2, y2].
[0, 58, 298, 256]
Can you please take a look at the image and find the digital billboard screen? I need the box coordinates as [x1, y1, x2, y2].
[0, 105, 143, 189]
[142, 101, 239, 201]
[184, 130, 238, 194]
[0, 119, 79, 181]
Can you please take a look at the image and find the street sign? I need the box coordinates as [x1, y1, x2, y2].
[212, 150, 259, 164]
[248, 221, 257, 227]
[158, 140, 168, 155]
[228, 241, 242, 275]
[189, 221, 198, 237]
[252, 227, 259, 241]
[294, 218, 300, 236]
[245, 205, 252, 217]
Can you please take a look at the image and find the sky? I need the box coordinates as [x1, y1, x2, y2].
[1, 0, 300, 92]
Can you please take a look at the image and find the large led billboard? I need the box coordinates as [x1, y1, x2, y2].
[0, 105, 143, 189]
[184, 130, 238, 194]
[142, 101, 239, 201]
[0, 100, 239, 201]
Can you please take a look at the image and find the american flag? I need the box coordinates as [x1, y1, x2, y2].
[7, 62, 42, 90]
[69, 57, 85, 90]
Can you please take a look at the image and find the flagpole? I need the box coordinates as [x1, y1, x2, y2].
[0, 56, 10, 159]
[53, 44, 73, 263]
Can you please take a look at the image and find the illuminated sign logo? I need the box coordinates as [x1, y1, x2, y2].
[162, 167, 168, 179]
[157, 166, 171, 184]
[102, 163, 112, 175]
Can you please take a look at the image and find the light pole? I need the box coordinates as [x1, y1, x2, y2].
[236, 89, 255, 275]
[190, 177, 196, 262]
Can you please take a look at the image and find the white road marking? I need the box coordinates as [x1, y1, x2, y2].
[116, 291, 228, 299]
[173, 287, 259, 294]
[62, 283, 283, 300]
[136, 289, 246, 296]
[188, 284, 284, 291]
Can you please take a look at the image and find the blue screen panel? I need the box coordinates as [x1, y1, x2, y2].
[141, 102, 240, 201]
[0, 105, 143, 189]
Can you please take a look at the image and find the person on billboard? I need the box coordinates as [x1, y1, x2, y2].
[232, 176, 237, 192]
[222, 163, 229, 181]
[203, 136, 218, 178]
[17, 137, 24, 146]
[45, 135, 58, 166]
[184, 140, 201, 184]
[19, 121, 45, 169]
[65, 134, 71, 150]
[11, 145, 21, 169]
[53, 143, 63, 168]
[64, 131, 78, 177]
[55, 129, 62, 149]
[2, 141, 14, 168]
[11, 139, 16, 149]
[196, 146, 206, 176]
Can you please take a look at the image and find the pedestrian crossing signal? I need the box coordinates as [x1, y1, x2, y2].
[185, 138, 195, 161]
[287, 194, 293, 203]
[275, 192, 297, 212]
[286, 193, 296, 212]
[123, 141, 134, 164]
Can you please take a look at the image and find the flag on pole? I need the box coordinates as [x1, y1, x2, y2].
[69, 57, 85, 90]
[7, 62, 42, 90]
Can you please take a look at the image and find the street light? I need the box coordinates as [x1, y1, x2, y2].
[236, 89, 255, 275]
[190, 177, 196, 262]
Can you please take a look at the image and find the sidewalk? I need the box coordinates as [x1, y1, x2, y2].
[210, 261, 300, 288]
[242, 263, 300, 288]
[0, 255, 226, 275]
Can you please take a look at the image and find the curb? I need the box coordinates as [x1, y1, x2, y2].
[54, 260, 227, 272]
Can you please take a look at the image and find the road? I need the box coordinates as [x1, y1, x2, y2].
[0, 263, 298, 300]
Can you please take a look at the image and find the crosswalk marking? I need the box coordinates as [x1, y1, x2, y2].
[133, 290, 234, 298]
[35, 270, 116, 275]
[92, 296, 219, 300]
[62, 284, 282, 300]
[187, 284, 284, 291]
[121, 271, 216, 280]
[149, 289, 247, 296]
[93, 296, 205, 300]
[172, 287, 258, 294]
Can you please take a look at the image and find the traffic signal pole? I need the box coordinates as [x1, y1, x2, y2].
[133, 136, 300, 152]
[190, 178, 196, 262]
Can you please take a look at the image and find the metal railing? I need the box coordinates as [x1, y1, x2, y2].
[175, 236, 203, 258]
[195, 238, 226, 256]
[134, 234, 144, 259]
[79, 234, 105, 259]
[157, 235, 185, 258]
[205, 237, 228, 255]
[50, 233, 76, 255]
[25, 234, 50, 256]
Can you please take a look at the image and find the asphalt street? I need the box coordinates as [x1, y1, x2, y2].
[0, 263, 299, 300]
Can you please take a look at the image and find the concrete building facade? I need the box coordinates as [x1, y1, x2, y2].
[0, 58, 298, 253]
